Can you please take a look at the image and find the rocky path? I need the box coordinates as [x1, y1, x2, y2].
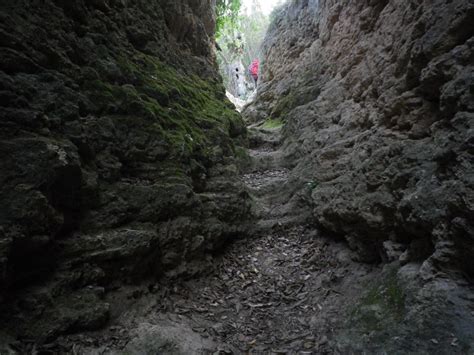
[243, 125, 290, 232]
[54, 124, 376, 354]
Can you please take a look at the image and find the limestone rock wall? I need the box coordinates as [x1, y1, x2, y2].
[0, 0, 249, 340]
[248, 0, 473, 272]
[244, 1, 474, 351]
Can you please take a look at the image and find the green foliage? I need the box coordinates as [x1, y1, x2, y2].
[216, 0, 242, 39]
[216, 1, 273, 98]
[238, 5, 270, 67]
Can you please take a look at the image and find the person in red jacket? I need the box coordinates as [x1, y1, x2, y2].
[249, 59, 260, 86]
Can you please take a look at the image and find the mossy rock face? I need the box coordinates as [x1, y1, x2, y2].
[83, 54, 245, 164]
[0, 0, 251, 341]
[335, 265, 415, 353]
[335, 263, 474, 354]
[269, 83, 320, 119]
[271, 93, 297, 118]
[350, 267, 406, 332]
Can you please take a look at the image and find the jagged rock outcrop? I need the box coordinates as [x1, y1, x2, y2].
[0, 0, 250, 343]
[249, 0, 473, 274]
[246, 0, 473, 352]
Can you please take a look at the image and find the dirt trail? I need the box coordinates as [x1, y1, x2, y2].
[56, 125, 377, 354]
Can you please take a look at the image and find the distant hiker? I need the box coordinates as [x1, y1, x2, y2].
[249, 59, 260, 86]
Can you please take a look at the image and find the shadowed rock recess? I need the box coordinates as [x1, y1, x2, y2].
[0, 0, 473, 353]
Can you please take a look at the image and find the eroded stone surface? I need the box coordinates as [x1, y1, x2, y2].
[0, 0, 250, 342]
[246, 0, 473, 282]
[244, 0, 474, 351]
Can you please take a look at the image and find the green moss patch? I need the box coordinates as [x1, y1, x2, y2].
[260, 118, 284, 130]
[351, 268, 406, 332]
[82, 52, 246, 163]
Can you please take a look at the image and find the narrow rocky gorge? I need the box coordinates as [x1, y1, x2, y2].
[1, 0, 473, 353]
[20, 125, 381, 354]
